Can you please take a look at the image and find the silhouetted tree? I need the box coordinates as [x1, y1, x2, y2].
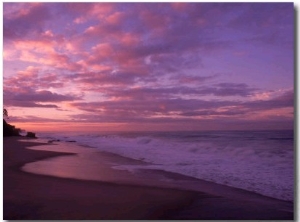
[3, 108, 8, 118]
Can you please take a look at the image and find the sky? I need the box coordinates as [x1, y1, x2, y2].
[3, 2, 294, 132]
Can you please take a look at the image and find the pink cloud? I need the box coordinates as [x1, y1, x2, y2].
[42, 30, 54, 38]
[83, 39, 148, 75]
[170, 3, 189, 11]
[106, 12, 125, 25]
[70, 3, 114, 24]
[91, 43, 114, 59]
[49, 53, 70, 66]
[4, 3, 42, 20]
[120, 33, 140, 46]
[73, 16, 85, 24]
[40, 73, 63, 86]
[14, 39, 55, 54]
[89, 3, 114, 19]
[71, 70, 136, 89]
[18, 49, 82, 71]
[4, 66, 39, 93]
[84, 26, 97, 34]
[17, 66, 39, 78]
[139, 10, 170, 35]
[7, 28, 86, 70]
[3, 48, 17, 60]
[77, 59, 112, 72]
[83, 23, 124, 42]
[4, 66, 64, 94]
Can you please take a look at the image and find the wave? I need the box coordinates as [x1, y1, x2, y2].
[38, 130, 294, 201]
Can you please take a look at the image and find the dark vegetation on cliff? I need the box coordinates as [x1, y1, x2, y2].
[3, 109, 37, 138]
[3, 109, 21, 137]
[3, 119, 21, 137]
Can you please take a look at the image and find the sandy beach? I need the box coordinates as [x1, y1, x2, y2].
[3, 136, 294, 220]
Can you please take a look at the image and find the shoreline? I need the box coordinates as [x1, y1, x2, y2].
[22, 139, 293, 204]
[4, 136, 294, 220]
[38, 130, 294, 202]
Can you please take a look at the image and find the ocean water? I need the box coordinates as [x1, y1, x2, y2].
[38, 130, 294, 201]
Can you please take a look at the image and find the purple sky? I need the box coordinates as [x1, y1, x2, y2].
[3, 3, 294, 132]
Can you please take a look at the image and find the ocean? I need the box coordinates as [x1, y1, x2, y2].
[37, 130, 294, 201]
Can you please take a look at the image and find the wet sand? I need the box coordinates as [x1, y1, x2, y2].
[3, 137, 294, 220]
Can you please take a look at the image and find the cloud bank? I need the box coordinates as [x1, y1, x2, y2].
[3, 3, 294, 131]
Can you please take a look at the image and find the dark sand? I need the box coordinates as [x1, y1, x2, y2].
[3, 137, 294, 220]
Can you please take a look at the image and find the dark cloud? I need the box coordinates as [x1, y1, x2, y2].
[71, 70, 137, 87]
[229, 3, 293, 31]
[144, 52, 203, 74]
[8, 115, 64, 122]
[4, 89, 80, 108]
[229, 3, 294, 46]
[69, 89, 293, 123]
[70, 98, 228, 115]
[180, 109, 245, 117]
[208, 83, 257, 97]
[95, 82, 257, 100]
[175, 74, 217, 84]
[12, 90, 79, 102]
[4, 3, 51, 39]
[244, 90, 294, 110]
[6, 101, 58, 108]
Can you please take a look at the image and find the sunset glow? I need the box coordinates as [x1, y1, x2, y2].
[3, 3, 294, 132]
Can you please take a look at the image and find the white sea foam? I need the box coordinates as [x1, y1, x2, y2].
[39, 130, 294, 201]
